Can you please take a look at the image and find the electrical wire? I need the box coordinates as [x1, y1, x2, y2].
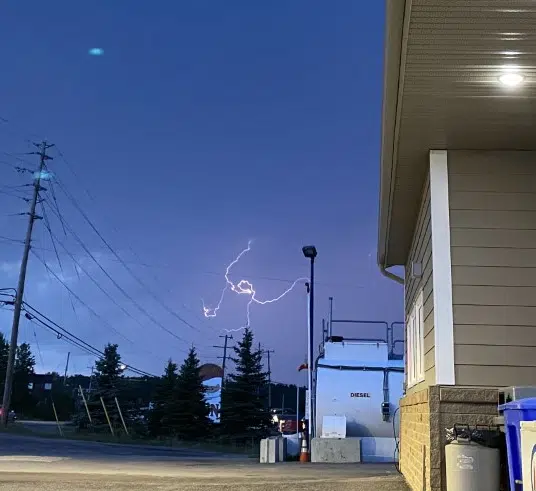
[23, 302, 156, 378]
[53, 173, 208, 333]
[0, 188, 30, 201]
[43, 201, 194, 345]
[0, 236, 24, 245]
[30, 249, 137, 347]
[41, 213, 192, 353]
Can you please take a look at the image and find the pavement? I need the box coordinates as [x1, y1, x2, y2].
[0, 433, 409, 490]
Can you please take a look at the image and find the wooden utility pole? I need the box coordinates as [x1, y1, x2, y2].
[262, 348, 275, 409]
[63, 352, 70, 386]
[213, 334, 233, 385]
[1, 141, 53, 426]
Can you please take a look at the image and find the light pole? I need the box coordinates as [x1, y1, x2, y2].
[302, 245, 317, 441]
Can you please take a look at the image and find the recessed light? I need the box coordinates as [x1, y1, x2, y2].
[499, 72, 524, 87]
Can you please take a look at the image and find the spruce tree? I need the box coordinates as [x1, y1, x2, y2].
[221, 328, 272, 440]
[90, 343, 122, 428]
[12, 343, 36, 414]
[149, 359, 178, 437]
[0, 333, 9, 396]
[171, 347, 210, 440]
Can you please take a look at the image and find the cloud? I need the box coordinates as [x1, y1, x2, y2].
[0, 260, 20, 277]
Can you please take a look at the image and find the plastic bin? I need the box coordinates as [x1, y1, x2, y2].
[499, 397, 536, 491]
[520, 421, 536, 491]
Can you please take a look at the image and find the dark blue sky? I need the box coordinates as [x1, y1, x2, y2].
[0, 0, 402, 383]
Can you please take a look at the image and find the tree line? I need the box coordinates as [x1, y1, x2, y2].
[1, 328, 304, 444]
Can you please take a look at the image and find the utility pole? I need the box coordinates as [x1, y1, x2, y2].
[213, 334, 233, 385]
[1, 141, 53, 427]
[88, 365, 95, 392]
[262, 348, 275, 409]
[63, 352, 70, 386]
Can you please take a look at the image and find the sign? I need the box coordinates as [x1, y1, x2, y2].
[199, 363, 224, 424]
[305, 389, 310, 420]
[350, 392, 371, 398]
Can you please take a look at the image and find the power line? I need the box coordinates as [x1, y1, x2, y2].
[23, 302, 157, 378]
[40, 210, 194, 352]
[52, 172, 206, 333]
[30, 249, 137, 347]
[43, 200, 196, 345]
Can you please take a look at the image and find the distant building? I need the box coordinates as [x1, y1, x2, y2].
[28, 373, 54, 395]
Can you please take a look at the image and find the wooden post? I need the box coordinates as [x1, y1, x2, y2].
[100, 397, 114, 436]
[78, 385, 92, 424]
[114, 397, 129, 436]
[51, 400, 63, 437]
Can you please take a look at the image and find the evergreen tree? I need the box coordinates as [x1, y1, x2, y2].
[12, 343, 36, 414]
[0, 333, 9, 395]
[149, 359, 178, 437]
[171, 347, 210, 440]
[221, 328, 272, 440]
[89, 343, 122, 428]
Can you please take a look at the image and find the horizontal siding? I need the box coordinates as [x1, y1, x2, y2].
[456, 325, 536, 347]
[449, 151, 536, 387]
[455, 366, 536, 388]
[451, 228, 536, 248]
[452, 266, 536, 287]
[405, 174, 434, 394]
[453, 286, 536, 307]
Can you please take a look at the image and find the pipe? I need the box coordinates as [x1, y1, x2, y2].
[328, 297, 334, 337]
[317, 363, 403, 373]
[380, 263, 404, 285]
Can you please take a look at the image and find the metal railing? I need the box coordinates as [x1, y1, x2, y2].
[326, 319, 404, 360]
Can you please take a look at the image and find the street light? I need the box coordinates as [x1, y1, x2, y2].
[302, 245, 317, 442]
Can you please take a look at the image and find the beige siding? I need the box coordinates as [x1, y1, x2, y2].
[449, 150, 536, 387]
[405, 174, 434, 394]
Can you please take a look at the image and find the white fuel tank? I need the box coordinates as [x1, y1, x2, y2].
[314, 340, 404, 462]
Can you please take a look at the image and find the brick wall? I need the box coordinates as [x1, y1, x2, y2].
[400, 386, 498, 491]
[400, 388, 432, 491]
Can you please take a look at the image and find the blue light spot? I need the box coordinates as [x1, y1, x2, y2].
[34, 170, 54, 181]
[89, 48, 104, 56]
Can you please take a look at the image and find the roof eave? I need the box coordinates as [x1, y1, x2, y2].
[377, 0, 409, 269]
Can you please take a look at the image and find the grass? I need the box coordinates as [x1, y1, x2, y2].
[1, 421, 258, 457]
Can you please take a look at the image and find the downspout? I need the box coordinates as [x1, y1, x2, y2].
[379, 259, 406, 396]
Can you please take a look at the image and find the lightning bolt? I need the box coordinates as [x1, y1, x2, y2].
[202, 241, 308, 333]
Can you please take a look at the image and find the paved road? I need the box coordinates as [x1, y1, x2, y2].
[0, 434, 409, 490]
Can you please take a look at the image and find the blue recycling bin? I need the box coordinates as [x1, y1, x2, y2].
[499, 397, 536, 491]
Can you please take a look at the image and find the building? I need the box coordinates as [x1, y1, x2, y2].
[378, 2, 536, 490]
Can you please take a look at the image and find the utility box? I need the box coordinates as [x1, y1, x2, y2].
[521, 421, 536, 490]
[321, 415, 346, 439]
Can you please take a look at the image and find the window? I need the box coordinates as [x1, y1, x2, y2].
[406, 290, 424, 388]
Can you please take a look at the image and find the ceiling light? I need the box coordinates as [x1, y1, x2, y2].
[499, 72, 524, 87]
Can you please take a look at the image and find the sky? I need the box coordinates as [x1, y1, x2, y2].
[0, 0, 403, 384]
